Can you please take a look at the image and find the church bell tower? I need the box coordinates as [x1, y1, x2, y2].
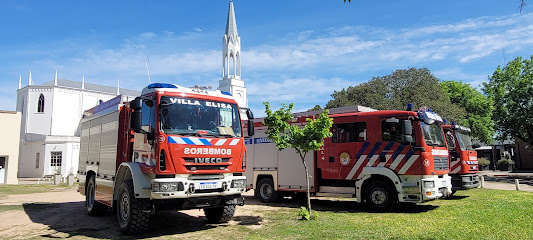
[218, 0, 247, 108]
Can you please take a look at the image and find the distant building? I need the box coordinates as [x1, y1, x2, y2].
[0, 110, 21, 184]
[515, 139, 533, 170]
[16, 72, 140, 177]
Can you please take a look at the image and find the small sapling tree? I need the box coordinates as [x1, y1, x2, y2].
[263, 102, 333, 219]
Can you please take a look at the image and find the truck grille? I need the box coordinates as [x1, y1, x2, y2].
[186, 165, 228, 171]
[434, 156, 449, 171]
[188, 174, 224, 180]
[183, 158, 230, 163]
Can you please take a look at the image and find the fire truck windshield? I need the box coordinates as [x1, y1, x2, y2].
[456, 131, 474, 150]
[159, 96, 242, 138]
[420, 122, 446, 147]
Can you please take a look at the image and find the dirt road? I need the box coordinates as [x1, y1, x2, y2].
[0, 187, 272, 239]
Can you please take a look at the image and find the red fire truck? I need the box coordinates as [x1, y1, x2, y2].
[244, 105, 452, 211]
[78, 83, 254, 233]
[442, 124, 480, 193]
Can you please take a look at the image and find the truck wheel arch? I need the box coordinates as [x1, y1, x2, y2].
[253, 171, 277, 190]
[113, 162, 152, 206]
[356, 167, 402, 203]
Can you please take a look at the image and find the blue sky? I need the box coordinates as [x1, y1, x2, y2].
[1, 1, 532, 116]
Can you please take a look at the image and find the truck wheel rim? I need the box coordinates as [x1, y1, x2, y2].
[260, 184, 272, 200]
[371, 188, 387, 205]
[119, 192, 130, 224]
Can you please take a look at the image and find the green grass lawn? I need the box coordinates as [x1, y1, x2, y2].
[0, 184, 74, 199]
[242, 189, 533, 240]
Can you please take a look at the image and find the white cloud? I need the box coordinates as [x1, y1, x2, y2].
[139, 32, 157, 39]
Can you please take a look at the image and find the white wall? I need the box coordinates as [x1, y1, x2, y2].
[27, 88, 54, 135]
[18, 141, 45, 178]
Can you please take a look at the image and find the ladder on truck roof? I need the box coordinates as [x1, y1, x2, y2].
[290, 105, 377, 119]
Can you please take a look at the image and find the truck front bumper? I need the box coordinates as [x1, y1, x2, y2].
[399, 175, 452, 203]
[150, 174, 246, 200]
[451, 174, 480, 191]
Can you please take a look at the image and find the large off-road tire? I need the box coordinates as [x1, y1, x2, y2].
[86, 175, 108, 216]
[364, 181, 398, 212]
[117, 179, 151, 234]
[204, 204, 236, 224]
[256, 178, 280, 203]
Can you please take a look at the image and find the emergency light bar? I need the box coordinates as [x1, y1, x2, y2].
[418, 107, 443, 123]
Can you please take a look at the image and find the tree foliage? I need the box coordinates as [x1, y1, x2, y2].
[325, 67, 465, 121]
[263, 102, 333, 219]
[483, 55, 533, 146]
[440, 80, 494, 143]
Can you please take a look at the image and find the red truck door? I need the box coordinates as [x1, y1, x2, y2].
[320, 116, 368, 180]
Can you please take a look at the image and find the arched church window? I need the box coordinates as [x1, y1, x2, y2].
[37, 94, 45, 113]
[229, 53, 235, 77]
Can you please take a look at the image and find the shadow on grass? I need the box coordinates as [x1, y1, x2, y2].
[243, 194, 438, 214]
[22, 201, 262, 239]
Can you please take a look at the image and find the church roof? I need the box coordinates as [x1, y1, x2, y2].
[225, 0, 238, 38]
[41, 79, 141, 96]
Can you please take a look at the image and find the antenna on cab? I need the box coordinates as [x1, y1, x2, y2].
[144, 56, 152, 84]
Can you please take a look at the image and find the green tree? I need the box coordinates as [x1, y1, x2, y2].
[308, 105, 323, 111]
[483, 55, 533, 146]
[263, 102, 333, 219]
[440, 80, 494, 143]
[325, 67, 465, 121]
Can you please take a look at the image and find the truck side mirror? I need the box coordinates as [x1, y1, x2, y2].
[130, 98, 143, 111]
[403, 135, 413, 143]
[247, 119, 255, 137]
[402, 120, 412, 135]
[130, 111, 142, 132]
[246, 109, 254, 120]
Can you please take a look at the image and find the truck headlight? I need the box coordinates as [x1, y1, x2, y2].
[423, 181, 435, 189]
[231, 179, 246, 189]
[462, 176, 471, 182]
[152, 182, 184, 192]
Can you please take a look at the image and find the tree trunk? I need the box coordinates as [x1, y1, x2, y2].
[298, 150, 312, 217]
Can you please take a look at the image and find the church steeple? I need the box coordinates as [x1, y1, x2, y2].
[225, 0, 238, 41]
[222, 0, 241, 80]
[219, 0, 246, 108]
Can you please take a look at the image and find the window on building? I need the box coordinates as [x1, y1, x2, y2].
[21, 99, 24, 115]
[332, 122, 367, 143]
[35, 153, 40, 168]
[37, 94, 45, 112]
[50, 151, 62, 167]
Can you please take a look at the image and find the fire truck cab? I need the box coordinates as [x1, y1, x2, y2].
[245, 105, 452, 211]
[442, 124, 480, 192]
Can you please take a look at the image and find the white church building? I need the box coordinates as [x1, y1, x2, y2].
[15, 0, 247, 178]
[16, 73, 139, 177]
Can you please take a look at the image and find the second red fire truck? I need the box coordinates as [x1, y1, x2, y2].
[442, 123, 480, 193]
[244, 104, 452, 211]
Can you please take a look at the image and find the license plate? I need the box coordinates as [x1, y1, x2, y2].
[199, 182, 218, 189]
